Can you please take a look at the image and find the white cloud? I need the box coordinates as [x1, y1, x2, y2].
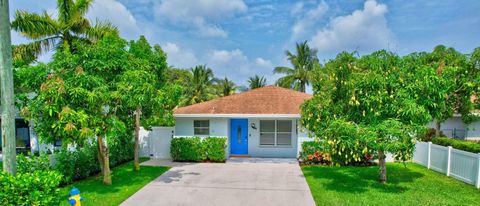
[310, 0, 395, 53]
[255, 58, 273, 68]
[87, 0, 140, 40]
[206, 49, 273, 84]
[291, 1, 329, 40]
[163, 42, 199, 69]
[154, 0, 247, 38]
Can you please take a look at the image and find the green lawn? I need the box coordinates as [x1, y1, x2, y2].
[302, 163, 480, 206]
[59, 160, 169, 206]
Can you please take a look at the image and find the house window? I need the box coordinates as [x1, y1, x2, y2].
[194, 120, 209, 136]
[260, 120, 292, 146]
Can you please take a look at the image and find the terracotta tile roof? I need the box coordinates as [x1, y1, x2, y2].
[174, 86, 312, 115]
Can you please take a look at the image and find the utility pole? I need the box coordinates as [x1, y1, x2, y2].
[0, 0, 17, 175]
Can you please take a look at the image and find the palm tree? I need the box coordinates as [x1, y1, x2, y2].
[216, 77, 238, 97]
[248, 75, 266, 89]
[189, 65, 216, 104]
[274, 41, 319, 92]
[11, 0, 119, 64]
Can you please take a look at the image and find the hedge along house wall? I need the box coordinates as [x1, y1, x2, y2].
[170, 137, 227, 162]
[413, 141, 480, 188]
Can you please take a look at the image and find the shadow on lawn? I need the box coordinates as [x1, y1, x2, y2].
[303, 163, 424, 194]
[62, 161, 169, 199]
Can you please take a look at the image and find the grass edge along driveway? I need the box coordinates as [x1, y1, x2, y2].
[302, 163, 480, 206]
[59, 160, 169, 206]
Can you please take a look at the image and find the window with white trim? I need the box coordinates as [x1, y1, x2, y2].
[194, 120, 209, 135]
[260, 120, 292, 146]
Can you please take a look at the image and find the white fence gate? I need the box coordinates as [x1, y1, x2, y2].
[413, 141, 480, 188]
[139, 127, 174, 159]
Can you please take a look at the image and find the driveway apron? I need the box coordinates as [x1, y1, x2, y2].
[121, 158, 315, 206]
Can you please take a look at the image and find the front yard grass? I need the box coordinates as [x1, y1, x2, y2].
[302, 163, 480, 206]
[59, 160, 169, 206]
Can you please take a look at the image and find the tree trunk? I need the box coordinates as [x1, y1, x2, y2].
[134, 108, 141, 171]
[97, 136, 112, 185]
[0, 0, 17, 175]
[435, 121, 441, 137]
[378, 150, 387, 184]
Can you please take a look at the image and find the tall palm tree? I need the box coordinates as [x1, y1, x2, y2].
[216, 77, 238, 97]
[248, 75, 266, 89]
[11, 0, 118, 64]
[189, 65, 216, 104]
[274, 41, 319, 92]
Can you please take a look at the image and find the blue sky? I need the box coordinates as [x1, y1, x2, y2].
[9, 0, 480, 86]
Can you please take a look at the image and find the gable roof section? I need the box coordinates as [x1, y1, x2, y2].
[174, 86, 312, 116]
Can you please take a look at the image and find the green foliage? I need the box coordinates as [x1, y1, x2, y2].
[420, 128, 445, 142]
[248, 75, 267, 89]
[299, 141, 331, 165]
[0, 171, 62, 206]
[301, 50, 437, 181]
[11, 0, 118, 65]
[187, 65, 217, 104]
[274, 41, 320, 92]
[215, 77, 238, 97]
[322, 120, 376, 165]
[55, 143, 100, 185]
[432, 137, 480, 153]
[170, 137, 226, 162]
[55, 136, 133, 185]
[108, 134, 135, 166]
[16, 153, 52, 174]
[203, 137, 227, 162]
[170, 137, 205, 162]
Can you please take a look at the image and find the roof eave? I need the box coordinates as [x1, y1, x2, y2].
[174, 113, 301, 118]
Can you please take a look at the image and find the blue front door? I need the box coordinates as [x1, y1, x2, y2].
[230, 119, 248, 155]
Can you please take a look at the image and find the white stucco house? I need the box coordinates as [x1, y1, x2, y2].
[427, 115, 480, 140]
[172, 86, 312, 158]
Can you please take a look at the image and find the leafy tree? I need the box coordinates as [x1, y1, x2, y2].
[274, 41, 319, 92]
[24, 36, 130, 185]
[164, 66, 192, 106]
[187, 65, 216, 104]
[11, 0, 118, 64]
[248, 75, 266, 89]
[166, 66, 192, 87]
[216, 77, 238, 97]
[302, 50, 431, 183]
[403, 45, 479, 137]
[114, 36, 171, 171]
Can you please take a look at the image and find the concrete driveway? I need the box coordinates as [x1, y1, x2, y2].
[121, 158, 315, 206]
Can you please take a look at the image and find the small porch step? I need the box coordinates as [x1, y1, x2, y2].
[229, 155, 251, 158]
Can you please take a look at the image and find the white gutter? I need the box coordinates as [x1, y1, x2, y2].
[173, 114, 301, 118]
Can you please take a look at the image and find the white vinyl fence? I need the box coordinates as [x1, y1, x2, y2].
[139, 127, 174, 159]
[413, 141, 480, 188]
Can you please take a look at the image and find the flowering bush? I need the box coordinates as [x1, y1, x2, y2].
[299, 141, 331, 165]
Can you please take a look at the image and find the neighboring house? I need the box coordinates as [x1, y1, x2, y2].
[0, 115, 57, 155]
[173, 86, 312, 158]
[427, 115, 480, 140]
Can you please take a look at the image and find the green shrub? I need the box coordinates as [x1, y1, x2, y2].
[203, 137, 227, 162]
[54, 134, 133, 185]
[55, 142, 99, 184]
[420, 128, 445, 142]
[299, 141, 331, 165]
[0, 171, 62, 206]
[109, 133, 135, 166]
[17, 153, 52, 174]
[432, 137, 480, 153]
[170, 137, 205, 162]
